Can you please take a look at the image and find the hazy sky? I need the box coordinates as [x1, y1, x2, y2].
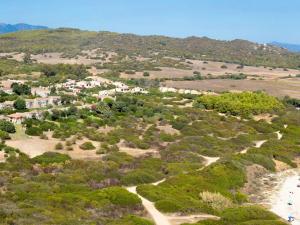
[0, 0, 299, 44]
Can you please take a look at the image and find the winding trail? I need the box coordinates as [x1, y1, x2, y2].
[255, 140, 267, 148]
[240, 140, 267, 154]
[126, 155, 220, 225]
[127, 184, 171, 225]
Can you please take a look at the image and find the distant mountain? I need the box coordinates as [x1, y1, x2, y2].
[0, 23, 48, 34]
[270, 41, 300, 53]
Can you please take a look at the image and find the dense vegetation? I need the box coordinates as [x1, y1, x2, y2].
[196, 92, 284, 117]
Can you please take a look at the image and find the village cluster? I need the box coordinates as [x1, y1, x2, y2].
[0, 77, 148, 124]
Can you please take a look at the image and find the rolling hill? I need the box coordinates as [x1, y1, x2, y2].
[0, 28, 300, 68]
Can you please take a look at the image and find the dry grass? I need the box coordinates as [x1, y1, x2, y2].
[164, 78, 300, 99]
[199, 191, 233, 211]
[120, 58, 300, 80]
[117, 140, 159, 158]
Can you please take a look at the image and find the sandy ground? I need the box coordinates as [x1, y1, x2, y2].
[240, 140, 267, 154]
[6, 129, 100, 160]
[200, 155, 220, 167]
[253, 114, 278, 124]
[31, 53, 103, 65]
[0, 151, 5, 162]
[275, 131, 283, 140]
[269, 170, 300, 224]
[6, 136, 100, 160]
[117, 140, 160, 158]
[0, 50, 116, 65]
[163, 78, 300, 99]
[187, 59, 300, 79]
[156, 124, 180, 135]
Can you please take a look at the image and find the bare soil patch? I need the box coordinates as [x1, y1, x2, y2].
[6, 130, 100, 160]
[0, 151, 5, 162]
[242, 164, 268, 202]
[120, 59, 300, 80]
[253, 114, 278, 124]
[117, 140, 159, 158]
[274, 160, 291, 172]
[156, 124, 180, 135]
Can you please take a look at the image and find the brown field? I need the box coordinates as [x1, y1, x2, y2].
[0, 50, 117, 65]
[6, 130, 101, 160]
[120, 59, 300, 80]
[163, 78, 300, 99]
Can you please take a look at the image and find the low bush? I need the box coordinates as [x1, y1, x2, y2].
[80, 141, 96, 150]
[32, 152, 71, 164]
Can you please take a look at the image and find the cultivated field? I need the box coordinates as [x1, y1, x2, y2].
[120, 58, 300, 80]
[164, 77, 300, 99]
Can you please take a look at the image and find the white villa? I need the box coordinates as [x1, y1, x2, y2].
[6, 111, 43, 124]
[25, 96, 61, 109]
[32, 87, 51, 97]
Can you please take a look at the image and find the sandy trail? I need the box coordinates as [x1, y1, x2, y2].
[126, 180, 171, 225]
[270, 170, 300, 225]
[240, 140, 267, 154]
[0, 151, 5, 162]
[201, 155, 220, 167]
[126, 155, 219, 225]
[255, 140, 267, 148]
[275, 131, 283, 140]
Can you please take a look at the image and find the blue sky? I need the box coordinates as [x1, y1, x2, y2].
[0, 0, 299, 44]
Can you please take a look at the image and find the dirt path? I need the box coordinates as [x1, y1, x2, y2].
[240, 140, 267, 154]
[126, 154, 220, 225]
[127, 179, 219, 225]
[126, 181, 171, 225]
[0, 151, 5, 162]
[200, 155, 220, 167]
[255, 140, 268, 148]
[275, 131, 283, 140]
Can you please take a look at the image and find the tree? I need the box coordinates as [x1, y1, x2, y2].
[61, 94, 76, 105]
[0, 120, 16, 133]
[23, 53, 32, 64]
[143, 72, 150, 77]
[13, 98, 27, 111]
[11, 83, 31, 95]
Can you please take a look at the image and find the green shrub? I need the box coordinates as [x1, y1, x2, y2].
[196, 92, 284, 117]
[55, 142, 63, 150]
[25, 127, 43, 136]
[143, 72, 150, 77]
[79, 141, 96, 150]
[221, 206, 279, 223]
[155, 199, 183, 212]
[0, 130, 10, 140]
[0, 120, 16, 133]
[103, 187, 141, 207]
[32, 152, 71, 164]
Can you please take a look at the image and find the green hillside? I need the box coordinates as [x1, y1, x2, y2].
[1, 28, 300, 68]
